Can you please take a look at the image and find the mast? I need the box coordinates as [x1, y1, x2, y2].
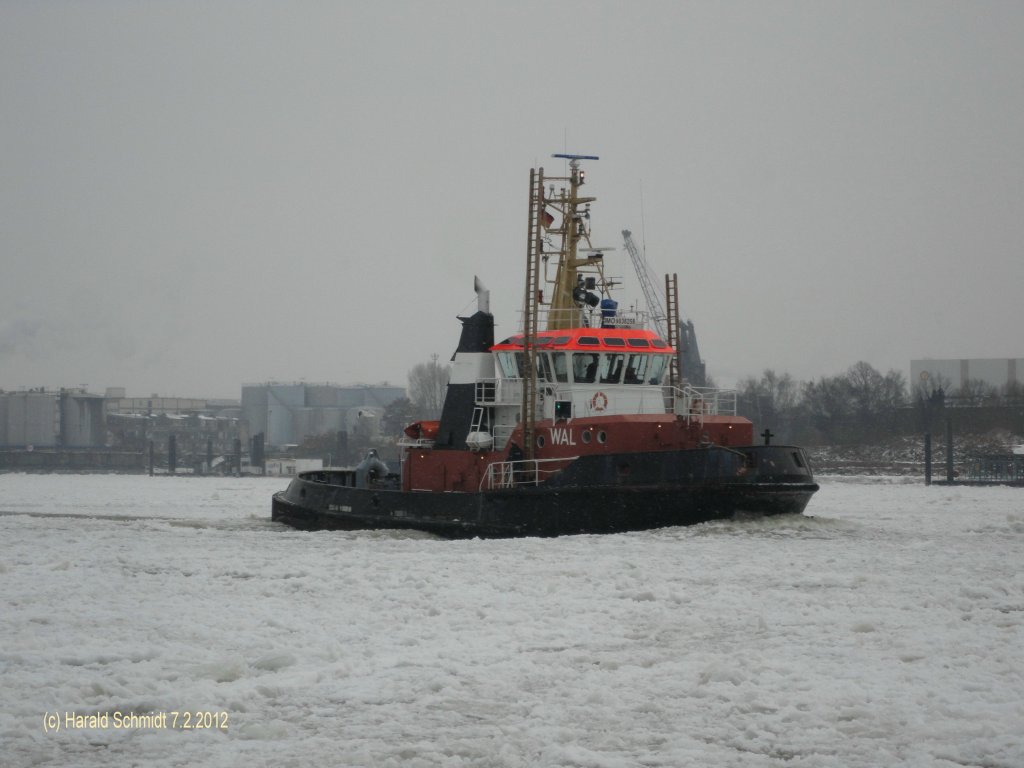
[521, 154, 599, 460]
[544, 154, 600, 331]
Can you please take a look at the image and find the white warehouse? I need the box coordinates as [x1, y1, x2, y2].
[911, 358, 1023, 396]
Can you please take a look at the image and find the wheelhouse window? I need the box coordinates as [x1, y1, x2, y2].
[647, 354, 669, 384]
[496, 351, 521, 379]
[497, 350, 558, 381]
[614, 354, 638, 385]
[550, 352, 569, 383]
[536, 353, 554, 382]
[600, 353, 625, 384]
[573, 353, 600, 383]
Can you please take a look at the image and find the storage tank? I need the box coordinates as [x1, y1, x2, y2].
[61, 393, 106, 447]
[5, 392, 60, 447]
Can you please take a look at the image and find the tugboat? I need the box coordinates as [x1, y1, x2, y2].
[272, 155, 818, 537]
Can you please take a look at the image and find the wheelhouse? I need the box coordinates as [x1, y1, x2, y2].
[491, 328, 674, 388]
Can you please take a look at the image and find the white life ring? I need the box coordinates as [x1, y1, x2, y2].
[591, 391, 608, 412]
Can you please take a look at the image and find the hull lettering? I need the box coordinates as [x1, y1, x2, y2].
[550, 427, 576, 446]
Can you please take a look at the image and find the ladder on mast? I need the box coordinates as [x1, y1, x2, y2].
[521, 168, 545, 460]
[665, 273, 681, 387]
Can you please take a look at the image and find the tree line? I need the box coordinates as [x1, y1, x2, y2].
[735, 361, 1024, 445]
[735, 362, 906, 445]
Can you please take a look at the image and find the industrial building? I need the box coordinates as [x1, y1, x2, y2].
[0, 388, 106, 448]
[0, 387, 244, 471]
[241, 382, 406, 448]
[911, 358, 1023, 398]
[1, 382, 406, 470]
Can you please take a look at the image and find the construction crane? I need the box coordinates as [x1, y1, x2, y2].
[621, 229, 707, 387]
[621, 229, 668, 339]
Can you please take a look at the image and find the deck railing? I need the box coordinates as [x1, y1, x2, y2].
[517, 306, 650, 332]
[397, 437, 436, 448]
[475, 378, 522, 406]
[480, 456, 575, 490]
[668, 385, 737, 425]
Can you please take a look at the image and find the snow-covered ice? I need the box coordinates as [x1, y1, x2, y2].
[1, 474, 1022, 767]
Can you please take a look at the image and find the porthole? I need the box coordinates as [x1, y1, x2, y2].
[536, 435, 545, 448]
[597, 431, 607, 444]
[581, 430, 592, 444]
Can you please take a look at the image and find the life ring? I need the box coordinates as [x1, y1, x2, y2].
[591, 391, 608, 412]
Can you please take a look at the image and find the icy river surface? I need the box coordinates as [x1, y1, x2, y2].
[1, 474, 1022, 767]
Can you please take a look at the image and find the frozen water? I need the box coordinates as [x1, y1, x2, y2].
[1, 473, 1022, 767]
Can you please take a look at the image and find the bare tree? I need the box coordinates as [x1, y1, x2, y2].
[847, 361, 886, 417]
[382, 396, 417, 436]
[800, 374, 853, 439]
[797, 361, 908, 443]
[958, 378, 999, 406]
[1003, 379, 1024, 402]
[738, 369, 798, 432]
[408, 354, 450, 420]
[915, 371, 951, 404]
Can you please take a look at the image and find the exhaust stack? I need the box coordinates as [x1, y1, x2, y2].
[434, 277, 495, 450]
[474, 276, 490, 314]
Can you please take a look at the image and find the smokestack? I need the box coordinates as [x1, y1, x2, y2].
[474, 276, 490, 314]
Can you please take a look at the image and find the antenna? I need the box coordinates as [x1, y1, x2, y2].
[639, 179, 647, 256]
[552, 154, 600, 161]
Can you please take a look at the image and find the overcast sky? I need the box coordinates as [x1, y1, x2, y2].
[2, 1, 1022, 399]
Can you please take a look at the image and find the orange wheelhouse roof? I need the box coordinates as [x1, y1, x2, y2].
[491, 327, 675, 354]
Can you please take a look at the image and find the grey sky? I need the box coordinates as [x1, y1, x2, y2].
[2, 1, 1022, 399]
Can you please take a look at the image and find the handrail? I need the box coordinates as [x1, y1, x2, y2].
[516, 306, 649, 331]
[669, 385, 737, 424]
[475, 378, 521, 405]
[480, 456, 576, 490]
[397, 437, 436, 448]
